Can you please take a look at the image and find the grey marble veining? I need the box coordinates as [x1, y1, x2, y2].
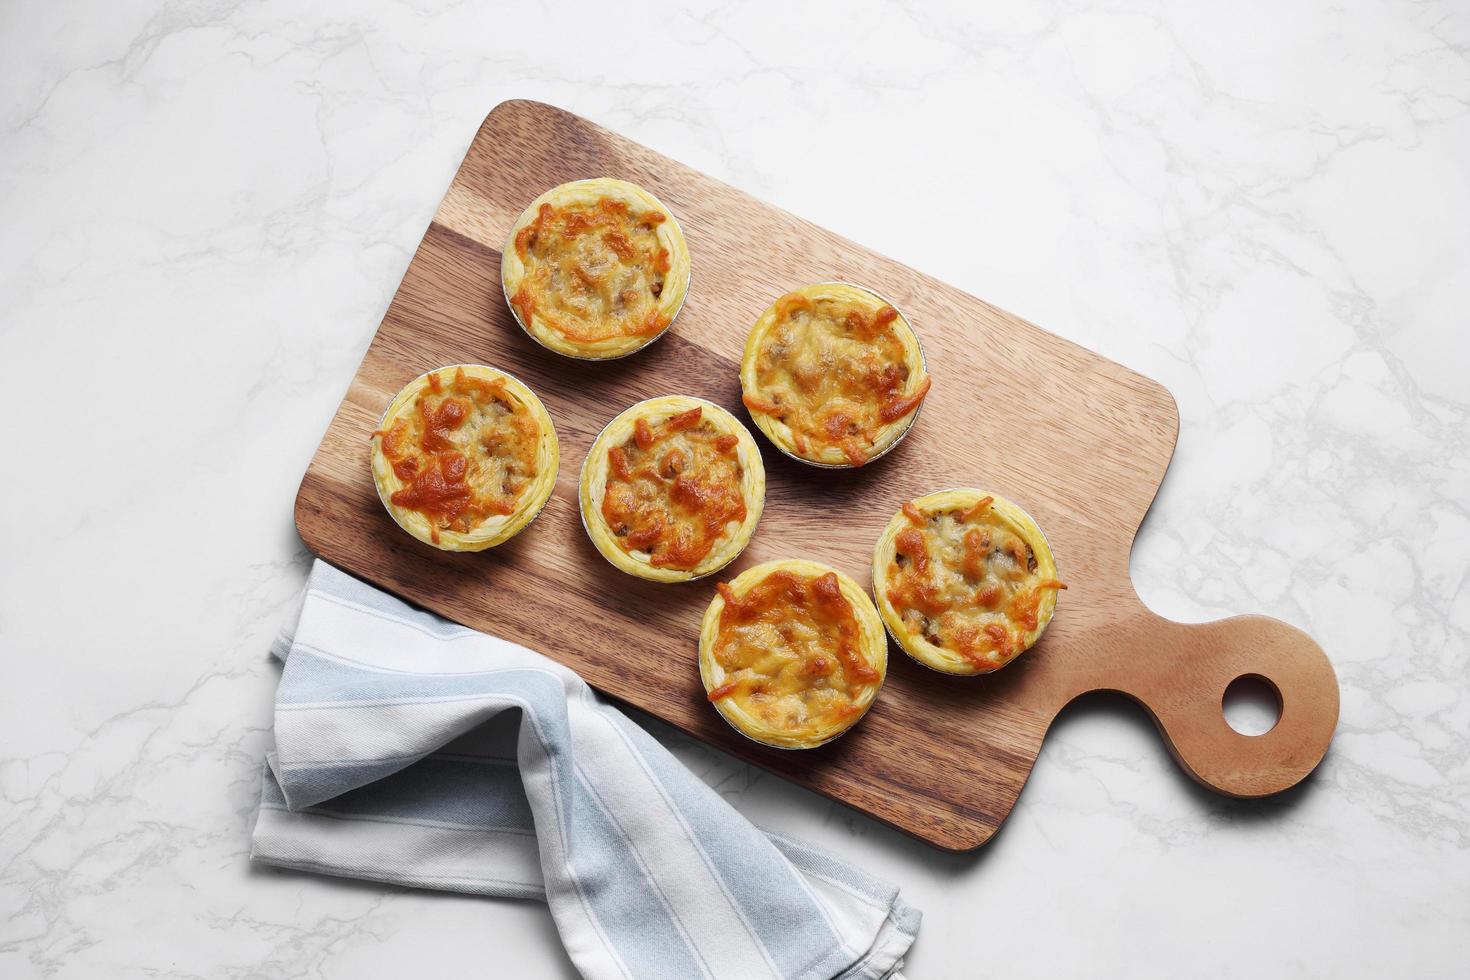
[1, 1, 1466, 976]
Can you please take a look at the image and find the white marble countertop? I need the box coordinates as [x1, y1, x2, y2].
[3, 1, 1467, 977]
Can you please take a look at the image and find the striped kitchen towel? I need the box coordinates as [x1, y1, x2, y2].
[250, 561, 920, 980]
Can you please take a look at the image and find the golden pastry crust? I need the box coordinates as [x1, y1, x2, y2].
[872, 490, 1064, 675]
[501, 178, 691, 360]
[699, 559, 886, 749]
[370, 365, 558, 551]
[580, 396, 765, 582]
[739, 282, 929, 467]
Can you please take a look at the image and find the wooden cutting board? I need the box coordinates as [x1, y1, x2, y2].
[295, 100, 1339, 851]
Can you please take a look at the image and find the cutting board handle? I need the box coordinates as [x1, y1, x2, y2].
[1093, 610, 1339, 797]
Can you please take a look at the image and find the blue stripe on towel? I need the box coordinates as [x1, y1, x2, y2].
[563, 765, 711, 979]
[766, 831, 900, 907]
[603, 709, 857, 979]
[272, 754, 534, 833]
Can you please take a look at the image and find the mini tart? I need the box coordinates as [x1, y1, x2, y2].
[699, 559, 886, 749]
[740, 282, 930, 467]
[501, 178, 691, 360]
[872, 490, 1066, 675]
[371, 365, 558, 551]
[580, 396, 765, 582]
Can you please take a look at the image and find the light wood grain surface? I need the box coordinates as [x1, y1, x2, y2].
[295, 100, 1339, 850]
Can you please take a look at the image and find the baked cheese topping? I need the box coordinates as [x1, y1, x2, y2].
[509, 197, 672, 345]
[742, 289, 930, 465]
[708, 569, 881, 732]
[885, 497, 1065, 671]
[376, 368, 540, 544]
[600, 406, 748, 571]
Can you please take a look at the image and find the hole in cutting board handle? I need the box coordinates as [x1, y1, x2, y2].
[1108, 613, 1339, 798]
[1222, 674, 1282, 736]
